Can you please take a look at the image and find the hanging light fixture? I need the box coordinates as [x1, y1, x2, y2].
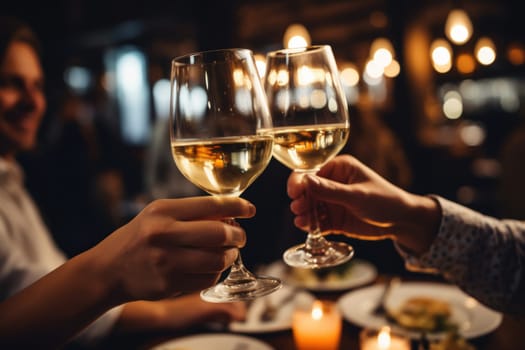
[430, 38, 453, 73]
[475, 37, 496, 66]
[445, 9, 473, 45]
[283, 23, 311, 49]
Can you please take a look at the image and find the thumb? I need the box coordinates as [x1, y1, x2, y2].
[304, 174, 354, 206]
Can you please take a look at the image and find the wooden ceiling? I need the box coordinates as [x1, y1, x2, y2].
[235, 0, 390, 62]
[5, 0, 521, 78]
[232, 0, 521, 68]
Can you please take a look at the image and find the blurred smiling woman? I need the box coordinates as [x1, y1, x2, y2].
[0, 16, 248, 349]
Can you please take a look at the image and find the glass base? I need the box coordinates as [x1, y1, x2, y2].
[200, 275, 282, 303]
[283, 241, 354, 269]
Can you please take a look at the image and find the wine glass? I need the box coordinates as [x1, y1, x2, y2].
[169, 48, 281, 302]
[262, 45, 354, 269]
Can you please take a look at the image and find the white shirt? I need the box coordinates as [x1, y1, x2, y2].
[0, 157, 121, 346]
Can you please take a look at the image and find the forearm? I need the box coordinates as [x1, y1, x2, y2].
[0, 250, 117, 348]
[112, 301, 169, 334]
[112, 295, 243, 336]
[113, 297, 213, 334]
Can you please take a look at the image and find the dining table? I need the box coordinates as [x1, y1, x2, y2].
[100, 272, 524, 350]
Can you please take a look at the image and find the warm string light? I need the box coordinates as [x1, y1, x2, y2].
[445, 9, 473, 45]
[433, 8, 519, 74]
[507, 42, 525, 65]
[456, 53, 475, 74]
[258, 29, 398, 111]
[340, 64, 359, 87]
[271, 28, 401, 108]
[475, 37, 496, 66]
[430, 38, 453, 73]
[367, 37, 400, 79]
[283, 23, 311, 49]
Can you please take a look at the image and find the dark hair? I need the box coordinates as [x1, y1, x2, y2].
[0, 16, 41, 65]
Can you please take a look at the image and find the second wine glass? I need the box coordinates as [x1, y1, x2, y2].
[263, 45, 354, 269]
[170, 48, 281, 302]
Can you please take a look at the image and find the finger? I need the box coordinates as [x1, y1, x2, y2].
[166, 247, 239, 273]
[151, 219, 247, 248]
[304, 174, 356, 206]
[293, 215, 309, 231]
[289, 196, 308, 215]
[144, 197, 256, 221]
[290, 198, 309, 230]
[287, 171, 306, 198]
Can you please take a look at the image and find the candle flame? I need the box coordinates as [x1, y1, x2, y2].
[377, 326, 391, 349]
[311, 300, 324, 320]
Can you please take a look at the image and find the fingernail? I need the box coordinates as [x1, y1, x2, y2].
[232, 228, 246, 247]
[247, 203, 256, 216]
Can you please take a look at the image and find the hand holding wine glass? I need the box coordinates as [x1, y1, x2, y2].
[169, 48, 281, 302]
[262, 45, 354, 269]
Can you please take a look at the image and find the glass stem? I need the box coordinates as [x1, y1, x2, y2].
[220, 218, 257, 288]
[305, 174, 332, 256]
[222, 250, 257, 287]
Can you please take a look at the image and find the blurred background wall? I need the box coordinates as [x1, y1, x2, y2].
[4, 0, 524, 273]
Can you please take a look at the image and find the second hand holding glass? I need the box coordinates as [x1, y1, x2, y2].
[169, 48, 281, 302]
[262, 45, 354, 269]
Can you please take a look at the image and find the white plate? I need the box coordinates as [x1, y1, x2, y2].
[337, 282, 503, 340]
[263, 258, 377, 292]
[229, 285, 315, 333]
[150, 333, 274, 350]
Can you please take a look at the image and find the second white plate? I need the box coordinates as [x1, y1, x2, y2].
[337, 281, 503, 340]
[229, 285, 315, 333]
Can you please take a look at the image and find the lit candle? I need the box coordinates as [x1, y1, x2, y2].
[360, 326, 410, 350]
[292, 300, 342, 350]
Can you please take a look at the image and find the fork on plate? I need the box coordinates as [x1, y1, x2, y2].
[371, 276, 400, 317]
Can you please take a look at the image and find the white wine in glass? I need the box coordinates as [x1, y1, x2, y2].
[170, 48, 281, 302]
[262, 45, 354, 269]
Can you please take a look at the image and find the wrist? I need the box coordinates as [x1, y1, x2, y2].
[75, 246, 124, 310]
[394, 194, 441, 255]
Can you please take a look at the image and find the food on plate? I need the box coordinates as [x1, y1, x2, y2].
[389, 296, 455, 332]
[430, 331, 476, 350]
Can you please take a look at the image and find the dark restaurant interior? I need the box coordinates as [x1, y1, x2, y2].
[3, 0, 525, 348]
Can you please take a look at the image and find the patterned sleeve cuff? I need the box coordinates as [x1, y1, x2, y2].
[394, 195, 473, 275]
[395, 195, 525, 312]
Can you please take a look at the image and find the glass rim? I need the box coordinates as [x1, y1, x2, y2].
[172, 47, 253, 65]
[266, 45, 331, 58]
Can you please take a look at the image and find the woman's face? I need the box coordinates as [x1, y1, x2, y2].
[0, 41, 46, 158]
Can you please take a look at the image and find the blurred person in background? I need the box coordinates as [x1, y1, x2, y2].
[0, 15, 248, 349]
[29, 91, 130, 256]
[287, 154, 525, 313]
[345, 94, 412, 189]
